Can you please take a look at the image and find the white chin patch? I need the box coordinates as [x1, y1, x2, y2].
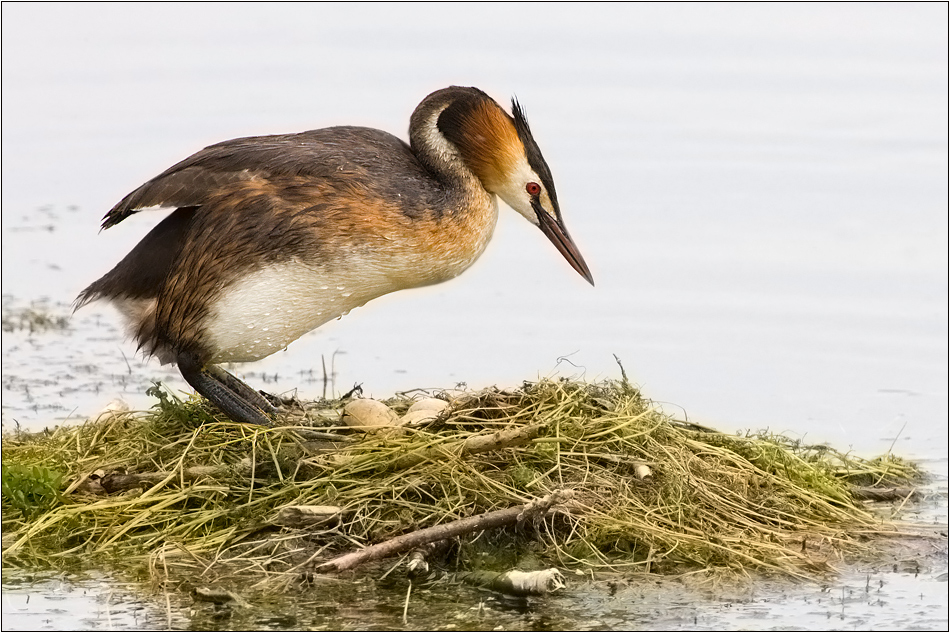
[494, 159, 541, 226]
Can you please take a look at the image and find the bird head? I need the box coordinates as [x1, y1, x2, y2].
[414, 87, 594, 286]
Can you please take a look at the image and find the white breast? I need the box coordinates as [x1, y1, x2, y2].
[204, 259, 372, 362]
[203, 243, 486, 363]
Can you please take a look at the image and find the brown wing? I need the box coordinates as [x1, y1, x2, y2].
[101, 126, 424, 229]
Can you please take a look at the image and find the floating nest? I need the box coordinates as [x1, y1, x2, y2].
[1, 375, 923, 593]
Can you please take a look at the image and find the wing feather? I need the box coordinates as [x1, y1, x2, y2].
[101, 127, 416, 229]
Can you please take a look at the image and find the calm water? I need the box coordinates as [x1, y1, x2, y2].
[2, 3, 947, 629]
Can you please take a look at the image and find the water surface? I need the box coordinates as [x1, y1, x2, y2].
[2, 3, 947, 629]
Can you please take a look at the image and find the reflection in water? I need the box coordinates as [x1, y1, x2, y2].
[4, 561, 949, 631]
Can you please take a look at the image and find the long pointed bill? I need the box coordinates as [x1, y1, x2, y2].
[536, 209, 594, 286]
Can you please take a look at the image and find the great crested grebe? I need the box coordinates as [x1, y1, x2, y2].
[76, 86, 593, 426]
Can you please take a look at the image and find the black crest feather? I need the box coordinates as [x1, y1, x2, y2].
[511, 97, 560, 217]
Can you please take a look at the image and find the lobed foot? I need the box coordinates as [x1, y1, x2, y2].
[178, 352, 277, 426]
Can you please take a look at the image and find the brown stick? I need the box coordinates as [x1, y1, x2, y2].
[391, 423, 545, 470]
[852, 486, 920, 502]
[96, 465, 233, 493]
[316, 489, 574, 573]
[273, 505, 344, 528]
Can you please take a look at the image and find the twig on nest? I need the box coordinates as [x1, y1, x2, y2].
[90, 465, 232, 494]
[390, 423, 546, 470]
[316, 489, 574, 573]
[852, 486, 919, 502]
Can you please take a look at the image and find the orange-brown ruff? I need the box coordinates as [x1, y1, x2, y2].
[76, 86, 593, 425]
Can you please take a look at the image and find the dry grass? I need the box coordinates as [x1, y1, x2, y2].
[1, 377, 921, 592]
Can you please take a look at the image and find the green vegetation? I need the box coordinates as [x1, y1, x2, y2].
[1, 463, 64, 518]
[1, 377, 922, 593]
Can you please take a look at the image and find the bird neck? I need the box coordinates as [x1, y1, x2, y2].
[408, 87, 522, 198]
[408, 103, 485, 195]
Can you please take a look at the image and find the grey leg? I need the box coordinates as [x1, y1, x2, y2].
[206, 364, 280, 414]
[178, 352, 276, 426]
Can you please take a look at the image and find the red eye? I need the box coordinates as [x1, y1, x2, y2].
[526, 182, 542, 196]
